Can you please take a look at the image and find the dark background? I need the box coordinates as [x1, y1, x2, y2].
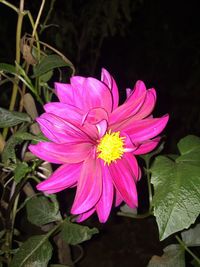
[0, 0, 200, 266]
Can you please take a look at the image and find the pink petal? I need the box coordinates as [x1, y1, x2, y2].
[109, 155, 138, 208]
[71, 156, 102, 214]
[109, 80, 147, 127]
[76, 208, 96, 222]
[115, 189, 123, 207]
[96, 161, 114, 222]
[55, 82, 74, 105]
[133, 137, 161, 155]
[82, 107, 108, 137]
[132, 88, 157, 120]
[125, 115, 169, 143]
[82, 107, 108, 125]
[36, 163, 82, 193]
[29, 142, 92, 164]
[81, 78, 113, 112]
[101, 68, 119, 110]
[121, 132, 137, 152]
[124, 152, 140, 182]
[37, 113, 93, 144]
[95, 120, 107, 138]
[44, 102, 83, 124]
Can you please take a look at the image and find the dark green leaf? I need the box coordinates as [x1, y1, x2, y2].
[10, 235, 52, 267]
[0, 63, 16, 74]
[2, 130, 47, 164]
[181, 224, 200, 247]
[151, 135, 200, 240]
[40, 70, 53, 83]
[0, 108, 31, 128]
[26, 195, 62, 226]
[147, 244, 185, 267]
[33, 54, 74, 77]
[14, 162, 30, 183]
[60, 220, 99, 245]
[50, 265, 70, 267]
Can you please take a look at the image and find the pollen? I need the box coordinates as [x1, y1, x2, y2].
[97, 130, 125, 165]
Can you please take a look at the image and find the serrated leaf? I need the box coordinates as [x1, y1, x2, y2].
[60, 220, 99, 245]
[14, 162, 30, 183]
[147, 244, 185, 267]
[0, 108, 31, 128]
[10, 235, 52, 267]
[33, 54, 74, 77]
[181, 224, 200, 247]
[26, 195, 62, 226]
[151, 135, 200, 240]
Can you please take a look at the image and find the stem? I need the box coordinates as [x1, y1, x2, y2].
[0, 0, 18, 13]
[32, 0, 46, 38]
[3, 0, 25, 140]
[0, 133, 5, 153]
[176, 235, 200, 265]
[146, 164, 153, 212]
[40, 0, 56, 34]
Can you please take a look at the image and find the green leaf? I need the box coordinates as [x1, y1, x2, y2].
[60, 219, 99, 245]
[0, 108, 31, 128]
[33, 54, 74, 77]
[147, 244, 185, 267]
[0, 63, 16, 74]
[10, 235, 52, 267]
[14, 162, 30, 184]
[181, 224, 200, 247]
[2, 130, 47, 164]
[26, 195, 62, 226]
[151, 135, 200, 240]
[40, 70, 53, 83]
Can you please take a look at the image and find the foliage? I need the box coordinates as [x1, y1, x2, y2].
[0, 0, 199, 266]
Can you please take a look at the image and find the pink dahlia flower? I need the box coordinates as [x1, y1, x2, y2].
[29, 69, 169, 222]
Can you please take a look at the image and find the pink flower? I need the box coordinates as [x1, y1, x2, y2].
[29, 69, 169, 222]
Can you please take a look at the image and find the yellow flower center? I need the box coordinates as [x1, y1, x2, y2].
[97, 130, 125, 165]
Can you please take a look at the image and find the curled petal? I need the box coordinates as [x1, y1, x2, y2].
[82, 107, 108, 125]
[71, 156, 102, 214]
[101, 68, 119, 110]
[133, 137, 161, 155]
[82, 107, 108, 137]
[109, 155, 138, 208]
[96, 161, 114, 222]
[29, 142, 92, 164]
[36, 163, 82, 193]
[125, 115, 169, 143]
[96, 120, 108, 138]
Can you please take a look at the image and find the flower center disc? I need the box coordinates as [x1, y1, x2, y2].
[97, 130, 125, 165]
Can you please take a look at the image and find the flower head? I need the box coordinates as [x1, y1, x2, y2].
[29, 69, 169, 222]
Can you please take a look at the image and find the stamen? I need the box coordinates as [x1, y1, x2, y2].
[97, 130, 125, 165]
